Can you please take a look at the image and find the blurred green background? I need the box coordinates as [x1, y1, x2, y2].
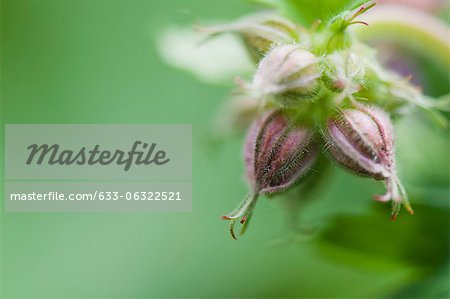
[1, 0, 449, 298]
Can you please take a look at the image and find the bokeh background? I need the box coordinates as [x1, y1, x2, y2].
[1, 0, 449, 298]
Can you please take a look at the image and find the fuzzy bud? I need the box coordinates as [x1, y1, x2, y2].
[325, 103, 413, 219]
[249, 44, 321, 105]
[323, 51, 365, 99]
[222, 110, 318, 239]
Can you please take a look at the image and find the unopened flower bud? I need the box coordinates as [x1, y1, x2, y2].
[197, 13, 302, 61]
[249, 44, 321, 105]
[323, 51, 365, 99]
[325, 103, 413, 219]
[222, 110, 318, 239]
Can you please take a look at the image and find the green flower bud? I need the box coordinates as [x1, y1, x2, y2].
[323, 51, 366, 101]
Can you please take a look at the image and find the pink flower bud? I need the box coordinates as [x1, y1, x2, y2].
[222, 110, 318, 239]
[250, 45, 320, 105]
[325, 103, 414, 220]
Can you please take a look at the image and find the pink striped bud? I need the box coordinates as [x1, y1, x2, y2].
[222, 110, 318, 239]
[325, 103, 413, 220]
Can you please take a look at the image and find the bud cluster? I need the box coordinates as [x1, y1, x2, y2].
[199, 1, 447, 239]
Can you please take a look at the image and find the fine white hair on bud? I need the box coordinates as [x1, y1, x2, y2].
[325, 103, 414, 219]
[191, 0, 447, 239]
[323, 51, 366, 102]
[222, 110, 318, 239]
[249, 44, 321, 105]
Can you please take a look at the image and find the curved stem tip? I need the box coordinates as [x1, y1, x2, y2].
[373, 176, 414, 220]
[222, 193, 258, 240]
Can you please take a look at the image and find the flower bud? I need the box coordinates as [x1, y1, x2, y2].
[325, 103, 413, 219]
[222, 110, 318, 239]
[250, 44, 321, 105]
[197, 13, 301, 61]
[323, 51, 365, 99]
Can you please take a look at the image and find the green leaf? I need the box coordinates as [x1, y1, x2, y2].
[316, 202, 449, 270]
